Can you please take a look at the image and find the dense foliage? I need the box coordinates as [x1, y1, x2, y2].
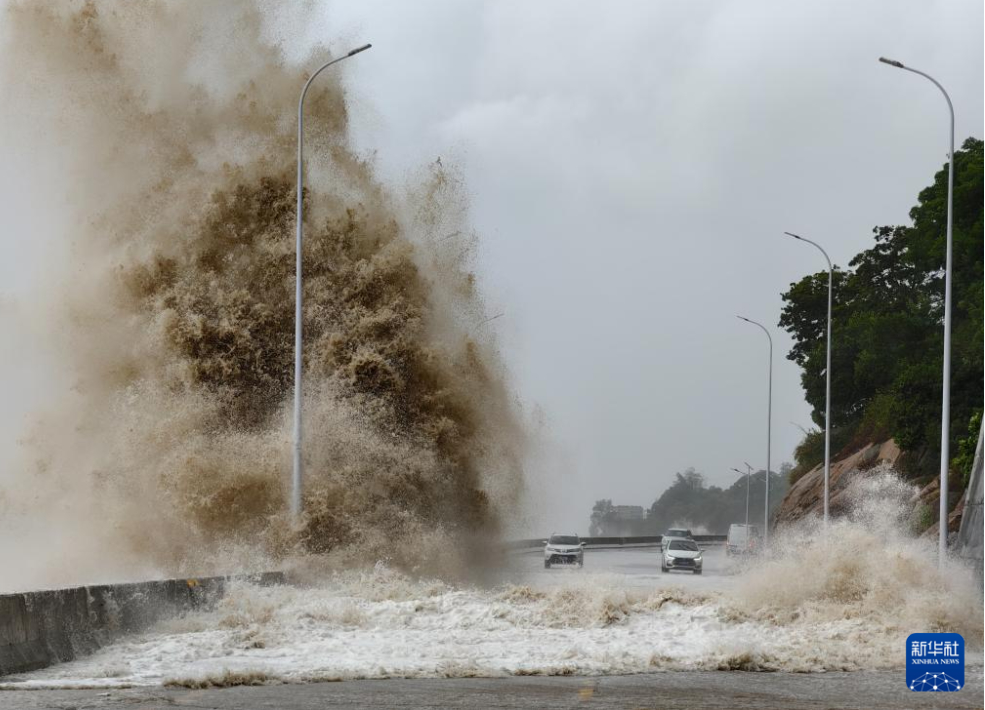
[590, 467, 789, 536]
[780, 138, 983, 485]
[646, 468, 789, 534]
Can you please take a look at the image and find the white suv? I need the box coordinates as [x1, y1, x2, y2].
[662, 539, 703, 574]
[543, 534, 584, 568]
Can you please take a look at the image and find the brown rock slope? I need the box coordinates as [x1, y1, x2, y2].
[773, 440, 902, 528]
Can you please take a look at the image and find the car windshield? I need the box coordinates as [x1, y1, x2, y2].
[669, 540, 699, 551]
[549, 535, 579, 545]
[666, 529, 690, 537]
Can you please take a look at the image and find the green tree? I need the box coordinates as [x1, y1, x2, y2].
[645, 467, 789, 534]
[779, 138, 983, 474]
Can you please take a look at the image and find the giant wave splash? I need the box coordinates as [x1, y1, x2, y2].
[0, 0, 525, 590]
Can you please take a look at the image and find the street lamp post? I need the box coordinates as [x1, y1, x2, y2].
[731, 463, 754, 527]
[737, 315, 772, 548]
[785, 232, 833, 526]
[293, 44, 372, 523]
[744, 461, 754, 528]
[878, 57, 955, 567]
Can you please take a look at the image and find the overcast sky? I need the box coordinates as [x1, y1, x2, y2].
[316, 0, 983, 533]
[2, 1, 982, 535]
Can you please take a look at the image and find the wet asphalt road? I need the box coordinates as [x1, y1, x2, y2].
[509, 543, 738, 592]
[3, 670, 982, 709]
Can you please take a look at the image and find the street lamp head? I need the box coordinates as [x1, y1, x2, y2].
[878, 56, 904, 69]
[783, 231, 804, 241]
[348, 43, 372, 57]
[736, 315, 750, 323]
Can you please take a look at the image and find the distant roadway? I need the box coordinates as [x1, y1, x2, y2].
[507, 543, 737, 592]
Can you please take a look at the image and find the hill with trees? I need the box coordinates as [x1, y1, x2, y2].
[779, 138, 983, 507]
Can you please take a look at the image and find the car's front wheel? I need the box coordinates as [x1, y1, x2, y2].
[694, 569, 702, 575]
[544, 560, 550, 569]
[661, 565, 668, 572]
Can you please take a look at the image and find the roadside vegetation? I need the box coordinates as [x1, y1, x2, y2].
[780, 138, 983, 491]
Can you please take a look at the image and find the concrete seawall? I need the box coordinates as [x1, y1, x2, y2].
[955, 420, 984, 583]
[0, 572, 283, 677]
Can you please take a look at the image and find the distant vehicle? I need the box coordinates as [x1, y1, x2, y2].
[661, 539, 703, 574]
[661, 528, 694, 550]
[543, 534, 585, 568]
[726, 524, 760, 556]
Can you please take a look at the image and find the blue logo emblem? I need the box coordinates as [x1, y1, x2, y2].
[906, 633, 964, 691]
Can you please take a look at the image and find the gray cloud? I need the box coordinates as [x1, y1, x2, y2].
[327, 0, 982, 533]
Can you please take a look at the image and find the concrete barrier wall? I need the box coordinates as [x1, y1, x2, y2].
[506, 535, 727, 551]
[955, 420, 984, 584]
[0, 572, 283, 677]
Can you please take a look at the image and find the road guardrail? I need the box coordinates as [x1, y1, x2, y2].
[505, 535, 727, 551]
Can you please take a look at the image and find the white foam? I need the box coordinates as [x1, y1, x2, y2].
[5, 560, 979, 688]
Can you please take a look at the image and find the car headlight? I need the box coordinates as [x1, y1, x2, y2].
[665, 554, 675, 561]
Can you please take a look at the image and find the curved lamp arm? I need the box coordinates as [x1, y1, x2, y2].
[293, 43, 372, 522]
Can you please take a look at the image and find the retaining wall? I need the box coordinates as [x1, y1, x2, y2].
[955, 419, 984, 584]
[506, 535, 727, 551]
[0, 572, 283, 677]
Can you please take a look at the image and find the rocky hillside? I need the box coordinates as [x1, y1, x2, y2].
[774, 440, 902, 528]
[773, 440, 964, 535]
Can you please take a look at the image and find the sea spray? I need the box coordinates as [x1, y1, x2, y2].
[0, 0, 525, 590]
[731, 465, 982, 643]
